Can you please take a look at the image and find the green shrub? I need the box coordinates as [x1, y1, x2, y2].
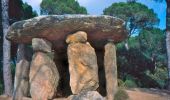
[114, 88, 129, 100]
[123, 75, 138, 88]
[118, 79, 125, 87]
[145, 67, 168, 89]
[124, 79, 137, 88]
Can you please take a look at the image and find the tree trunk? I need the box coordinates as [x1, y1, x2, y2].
[104, 42, 117, 100]
[125, 39, 129, 51]
[166, 0, 170, 90]
[2, 0, 12, 96]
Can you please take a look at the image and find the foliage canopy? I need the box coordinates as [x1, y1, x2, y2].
[103, 2, 159, 37]
[40, 0, 87, 15]
[117, 28, 167, 88]
[22, 3, 37, 20]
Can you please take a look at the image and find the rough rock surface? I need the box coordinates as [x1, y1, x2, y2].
[66, 31, 87, 44]
[67, 32, 99, 94]
[29, 52, 59, 100]
[7, 15, 127, 51]
[13, 44, 32, 100]
[68, 91, 104, 100]
[104, 42, 117, 100]
[32, 38, 52, 53]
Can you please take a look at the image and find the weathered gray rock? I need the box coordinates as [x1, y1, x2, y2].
[13, 44, 32, 100]
[32, 38, 52, 53]
[29, 52, 59, 100]
[68, 91, 104, 100]
[104, 42, 117, 100]
[66, 31, 87, 44]
[67, 32, 99, 94]
[7, 15, 127, 51]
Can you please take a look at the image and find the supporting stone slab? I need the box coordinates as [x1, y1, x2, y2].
[29, 38, 60, 100]
[13, 44, 32, 100]
[104, 42, 117, 100]
[66, 31, 99, 94]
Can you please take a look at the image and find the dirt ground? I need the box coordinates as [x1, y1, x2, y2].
[126, 88, 170, 100]
[0, 88, 170, 100]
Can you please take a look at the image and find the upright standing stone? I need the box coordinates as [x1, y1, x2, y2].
[29, 38, 59, 100]
[32, 38, 52, 53]
[13, 44, 32, 100]
[104, 42, 117, 100]
[67, 31, 99, 94]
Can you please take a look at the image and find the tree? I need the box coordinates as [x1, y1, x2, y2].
[153, 0, 170, 90]
[21, 2, 37, 20]
[138, 28, 167, 88]
[117, 28, 167, 88]
[9, 0, 37, 23]
[2, 0, 12, 95]
[138, 28, 166, 69]
[103, 2, 159, 50]
[165, 0, 170, 89]
[8, 0, 23, 22]
[40, 0, 87, 15]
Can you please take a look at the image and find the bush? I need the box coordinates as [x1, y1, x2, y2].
[124, 79, 137, 88]
[118, 79, 125, 87]
[114, 88, 129, 100]
[145, 67, 168, 89]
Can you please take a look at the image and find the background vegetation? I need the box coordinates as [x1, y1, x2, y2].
[104, 1, 168, 89]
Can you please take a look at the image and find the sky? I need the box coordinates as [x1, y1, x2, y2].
[23, 0, 166, 29]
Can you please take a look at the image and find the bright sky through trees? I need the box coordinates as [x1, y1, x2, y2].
[23, 0, 166, 29]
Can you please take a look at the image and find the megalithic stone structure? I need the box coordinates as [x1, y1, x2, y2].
[13, 44, 32, 100]
[104, 41, 117, 100]
[6, 15, 128, 99]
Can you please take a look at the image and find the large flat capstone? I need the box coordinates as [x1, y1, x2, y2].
[7, 15, 127, 50]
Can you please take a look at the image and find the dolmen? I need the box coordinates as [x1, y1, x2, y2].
[6, 15, 127, 100]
